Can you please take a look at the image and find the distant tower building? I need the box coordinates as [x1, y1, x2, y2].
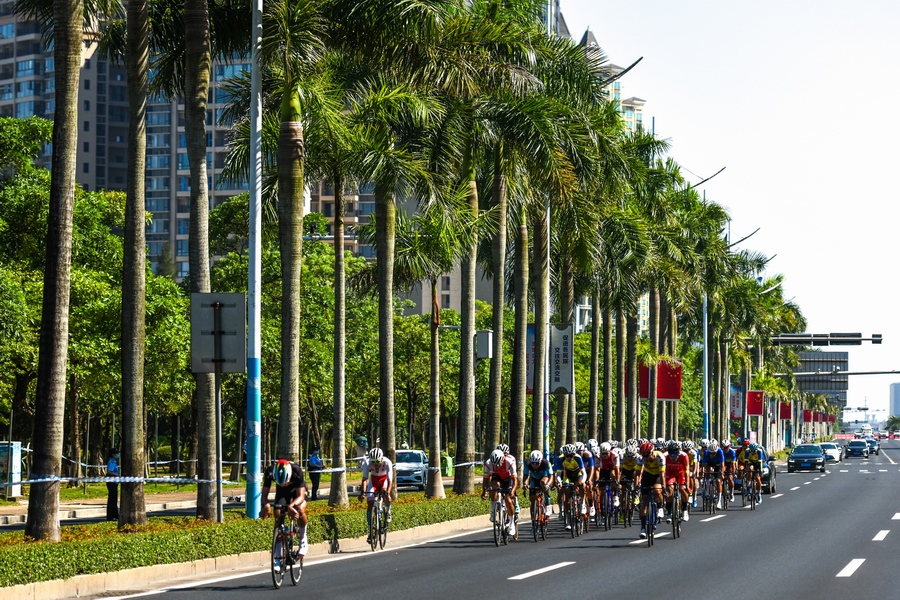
[890, 383, 900, 416]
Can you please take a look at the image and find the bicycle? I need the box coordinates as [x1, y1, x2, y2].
[270, 503, 303, 589]
[368, 489, 390, 551]
[642, 489, 659, 547]
[489, 487, 516, 546]
[528, 486, 548, 542]
[741, 468, 757, 510]
[598, 481, 618, 531]
[702, 473, 717, 515]
[723, 470, 734, 509]
[561, 484, 580, 538]
[670, 481, 683, 539]
[620, 479, 635, 528]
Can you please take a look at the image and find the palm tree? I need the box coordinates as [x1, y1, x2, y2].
[24, 0, 84, 541]
[119, 0, 150, 527]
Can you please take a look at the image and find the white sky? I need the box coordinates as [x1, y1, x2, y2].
[562, 0, 900, 421]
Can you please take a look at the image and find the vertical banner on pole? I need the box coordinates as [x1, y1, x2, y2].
[747, 391, 764, 416]
[729, 385, 743, 419]
[549, 324, 574, 394]
[525, 323, 535, 394]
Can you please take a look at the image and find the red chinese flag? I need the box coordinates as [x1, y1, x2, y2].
[747, 391, 764, 416]
[803, 409, 812, 422]
[779, 402, 792, 420]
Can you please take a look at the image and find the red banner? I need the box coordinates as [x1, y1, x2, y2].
[747, 391, 764, 416]
[813, 412, 820, 422]
[636, 360, 683, 401]
[830, 415, 835, 423]
[803, 409, 812, 422]
[779, 402, 792, 420]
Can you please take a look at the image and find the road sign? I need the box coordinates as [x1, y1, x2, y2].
[191, 293, 246, 374]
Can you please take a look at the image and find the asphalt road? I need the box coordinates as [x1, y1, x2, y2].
[96, 440, 900, 600]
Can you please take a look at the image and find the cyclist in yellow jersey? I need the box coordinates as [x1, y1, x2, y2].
[637, 441, 665, 539]
[743, 442, 764, 503]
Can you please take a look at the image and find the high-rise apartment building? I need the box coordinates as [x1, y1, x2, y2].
[890, 383, 900, 417]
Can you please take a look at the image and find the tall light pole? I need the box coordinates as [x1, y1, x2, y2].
[245, 0, 263, 519]
[702, 293, 709, 439]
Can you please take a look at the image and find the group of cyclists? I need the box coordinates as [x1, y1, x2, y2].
[482, 435, 769, 540]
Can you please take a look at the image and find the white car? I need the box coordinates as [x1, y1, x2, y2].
[819, 442, 843, 463]
[394, 450, 428, 490]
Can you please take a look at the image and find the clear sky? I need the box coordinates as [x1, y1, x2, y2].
[561, 0, 900, 422]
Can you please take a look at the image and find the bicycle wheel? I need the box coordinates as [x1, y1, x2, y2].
[672, 491, 680, 538]
[271, 527, 286, 589]
[603, 489, 612, 531]
[286, 517, 303, 586]
[369, 502, 379, 551]
[647, 499, 655, 547]
[723, 479, 730, 510]
[750, 483, 757, 511]
[500, 503, 509, 545]
[593, 488, 603, 527]
[378, 502, 388, 549]
[540, 505, 547, 541]
[493, 501, 502, 547]
[531, 499, 539, 542]
[567, 495, 576, 538]
[624, 487, 633, 527]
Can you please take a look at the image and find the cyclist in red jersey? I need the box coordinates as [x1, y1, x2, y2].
[664, 440, 691, 523]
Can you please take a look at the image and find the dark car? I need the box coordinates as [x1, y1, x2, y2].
[846, 440, 869, 458]
[787, 444, 826, 473]
[865, 437, 881, 456]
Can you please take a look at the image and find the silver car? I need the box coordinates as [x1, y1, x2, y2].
[819, 442, 843, 463]
[394, 450, 428, 490]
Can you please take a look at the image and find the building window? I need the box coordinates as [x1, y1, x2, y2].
[441, 294, 451, 309]
[83, 120, 90, 132]
[83, 142, 89, 152]
[82, 162, 89, 174]
[16, 101, 34, 119]
[83, 100, 89, 111]
[442, 276, 451, 291]
[16, 60, 34, 76]
[147, 241, 164, 256]
[147, 219, 169, 234]
[178, 219, 189, 234]
[177, 261, 189, 278]
[146, 198, 169, 212]
[176, 239, 189, 256]
[84, 79, 90, 90]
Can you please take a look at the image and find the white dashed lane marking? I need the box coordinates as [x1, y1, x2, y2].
[509, 562, 576, 580]
[873, 530, 890, 541]
[700, 515, 725, 522]
[836, 559, 865, 578]
[769, 494, 784, 498]
[790, 486, 800, 491]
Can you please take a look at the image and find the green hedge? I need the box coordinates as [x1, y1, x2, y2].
[0, 493, 489, 588]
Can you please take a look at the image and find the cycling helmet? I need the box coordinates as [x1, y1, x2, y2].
[496, 443, 510, 454]
[699, 438, 709, 448]
[681, 440, 691, 451]
[749, 442, 759, 451]
[667, 440, 680, 453]
[529, 450, 543, 464]
[574, 441, 586, 454]
[368, 447, 384, 462]
[274, 459, 292, 486]
[626, 446, 639, 458]
[654, 438, 665, 450]
[610, 440, 620, 449]
[587, 438, 598, 448]
[490, 449, 504, 466]
[562, 444, 576, 456]
[639, 438, 649, 446]
[708, 440, 719, 453]
[640, 441, 655, 456]
[626, 438, 637, 448]
[722, 438, 732, 448]
[741, 438, 751, 446]
[599, 442, 612, 454]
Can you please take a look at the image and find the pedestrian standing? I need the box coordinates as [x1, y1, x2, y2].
[308, 445, 323, 500]
[106, 448, 120, 521]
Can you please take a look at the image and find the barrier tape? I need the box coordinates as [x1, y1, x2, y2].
[0, 475, 245, 488]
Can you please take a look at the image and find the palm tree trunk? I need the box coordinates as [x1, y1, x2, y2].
[375, 182, 397, 493]
[276, 112, 305, 462]
[648, 288, 659, 438]
[184, 0, 216, 521]
[120, 0, 150, 527]
[615, 307, 626, 442]
[531, 212, 548, 454]
[454, 139, 477, 495]
[486, 149, 506, 451]
[25, 0, 82, 541]
[602, 308, 613, 441]
[588, 288, 600, 442]
[627, 311, 638, 440]
[330, 175, 348, 507]
[511, 218, 528, 466]
[427, 278, 445, 498]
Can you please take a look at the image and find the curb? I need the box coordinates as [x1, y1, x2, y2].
[7, 512, 497, 600]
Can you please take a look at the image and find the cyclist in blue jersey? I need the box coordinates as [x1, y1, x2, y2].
[523, 450, 554, 519]
[703, 439, 726, 509]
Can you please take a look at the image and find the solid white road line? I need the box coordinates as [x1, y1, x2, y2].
[510, 562, 576, 580]
[873, 530, 890, 541]
[882, 450, 896, 465]
[769, 494, 784, 499]
[836, 559, 866, 577]
[790, 486, 800, 491]
[700, 515, 725, 522]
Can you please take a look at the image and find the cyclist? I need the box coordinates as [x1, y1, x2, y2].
[664, 439, 691, 523]
[575, 442, 595, 516]
[595, 442, 621, 514]
[684, 440, 699, 508]
[358, 448, 394, 541]
[620, 444, 641, 511]
[555, 444, 586, 531]
[638, 441, 665, 538]
[704, 439, 726, 509]
[552, 447, 566, 519]
[743, 442, 765, 504]
[481, 448, 517, 537]
[522, 450, 553, 519]
[722, 438, 738, 502]
[261, 459, 309, 559]
[497, 443, 520, 517]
